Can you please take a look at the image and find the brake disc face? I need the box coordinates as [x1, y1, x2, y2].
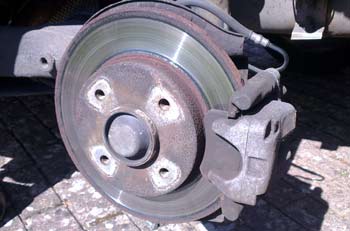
[56, 1, 241, 223]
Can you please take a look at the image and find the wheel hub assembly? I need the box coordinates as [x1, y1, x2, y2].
[55, 0, 296, 223]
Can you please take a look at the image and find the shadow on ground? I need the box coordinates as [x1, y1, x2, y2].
[0, 43, 350, 230]
[202, 42, 350, 230]
[0, 95, 77, 228]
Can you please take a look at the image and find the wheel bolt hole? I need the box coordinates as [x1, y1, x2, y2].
[100, 155, 110, 165]
[95, 89, 106, 100]
[40, 57, 49, 69]
[159, 98, 170, 111]
[159, 168, 170, 178]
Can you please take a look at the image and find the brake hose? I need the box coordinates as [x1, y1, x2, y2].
[175, 0, 289, 73]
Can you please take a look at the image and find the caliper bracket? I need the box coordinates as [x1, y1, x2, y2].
[201, 70, 296, 219]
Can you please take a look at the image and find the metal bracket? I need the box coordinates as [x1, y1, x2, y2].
[201, 72, 296, 219]
[202, 101, 296, 205]
[0, 25, 81, 78]
[291, 22, 325, 40]
[291, 0, 328, 40]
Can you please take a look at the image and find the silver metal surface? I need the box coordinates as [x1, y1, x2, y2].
[63, 18, 234, 108]
[56, 10, 237, 222]
[0, 25, 81, 78]
[291, 23, 325, 40]
[250, 32, 270, 47]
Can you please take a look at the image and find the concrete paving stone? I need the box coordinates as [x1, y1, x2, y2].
[18, 96, 57, 128]
[199, 220, 253, 231]
[284, 140, 350, 218]
[291, 139, 349, 181]
[88, 214, 139, 231]
[280, 94, 350, 143]
[0, 125, 33, 172]
[263, 179, 307, 209]
[321, 210, 350, 231]
[39, 157, 76, 187]
[285, 73, 350, 92]
[285, 89, 350, 128]
[17, 188, 62, 219]
[35, 143, 76, 185]
[284, 77, 350, 110]
[37, 141, 70, 161]
[0, 99, 17, 117]
[1, 216, 25, 231]
[289, 125, 350, 163]
[126, 215, 160, 231]
[318, 150, 350, 185]
[0, 97, 55, 139]
[295, 72, 350, 91]
[0, 200, 26, 231]
[285, 124, 350, 161]
[0, 100, 58, 164]
[53, 171, 123, 230]
[128, 216, 252, 231]
[1, 60, 350, 231]
[157, 223, 197, 231]
[22, 205, 82, 231]
[282, 196, 328, 230]
[282, 196, 350, 231]
[284, 171, 350, 220]
[240, 199, 307, 231]
[298, 112, 349, 143]
[1, 166, 61, 219]
[333, 146, 350, 165]
[18, 96, 60, 138]
[322, 103, 350, 127]
[28, 142, 69, 167]
[1, 132, 67, 172]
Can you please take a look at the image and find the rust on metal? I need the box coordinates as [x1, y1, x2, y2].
[55, 0, 242, 223]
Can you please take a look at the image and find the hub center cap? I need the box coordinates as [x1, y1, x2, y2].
[107, 114, 151, 160]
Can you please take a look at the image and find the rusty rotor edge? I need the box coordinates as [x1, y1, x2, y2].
[55, 0, 244, 223]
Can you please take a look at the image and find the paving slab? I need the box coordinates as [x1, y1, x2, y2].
[53, 171, 125, 230]
[0, 203, 25, 231]
[0, 57, 350, 231]
[240, 199, 307, 231]
[1, 166, 61, 219]
[0, 124, 33, 172]
[87, 214, 139, 231]
[22, 206, 82, 231]
[1, 216, 25, 231]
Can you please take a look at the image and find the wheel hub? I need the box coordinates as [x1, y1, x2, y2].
[78, 53, 206, 197]
[55, 1, 241, 223]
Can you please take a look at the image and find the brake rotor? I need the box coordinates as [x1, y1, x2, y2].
[56, 1, 241, 223]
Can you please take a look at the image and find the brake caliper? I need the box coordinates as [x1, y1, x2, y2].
[201, 68, 297, 220]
